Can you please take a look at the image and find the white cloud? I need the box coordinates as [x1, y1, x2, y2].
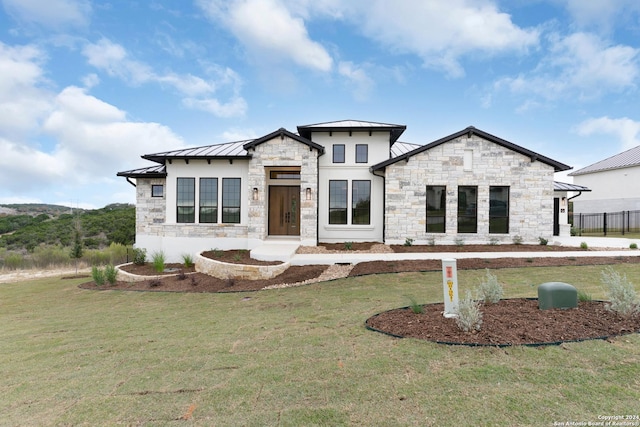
[562, 0, 640, 32]
[575, 116, 640, 151]
[495, 32, 639, 102]
[82, 38, 247, 117]
[0, 42, 52, 140]
[338, 61, 374, 101]
[197, 0, 333, 72]
[1, 0, 91, 29]
[348, 0, 539, 78]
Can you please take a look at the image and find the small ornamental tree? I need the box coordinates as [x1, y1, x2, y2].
[69, 216, 84, 275]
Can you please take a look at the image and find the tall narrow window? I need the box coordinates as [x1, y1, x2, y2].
[329, 180, 348, 224]
[352, 180, 371, 224]
[333, 144, 345, 163]
[199, 178, 218, 223]
[355, 144, 368, 163]
[176, 178, 195, 223]
[426, 185, 446, 232]
[222, 178, 241, 223]
[489, 186, 510, 234]
[457, 186, 477, 233]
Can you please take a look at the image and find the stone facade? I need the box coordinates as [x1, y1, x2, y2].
[384, 134, 555, 244]
[246, 135, 319, 245]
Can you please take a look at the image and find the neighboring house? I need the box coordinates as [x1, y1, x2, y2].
[118, 120, 572, 261]
[569, 145, 640, 214]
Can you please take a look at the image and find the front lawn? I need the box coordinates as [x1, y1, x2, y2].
[2, 265, 639, 426]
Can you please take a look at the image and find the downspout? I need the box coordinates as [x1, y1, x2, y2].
[568, 191, 583, 201]
[371, 167, 385, 243]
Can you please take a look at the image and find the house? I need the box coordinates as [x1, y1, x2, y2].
[118, 120, 572, 261]
[569, 144, 640, 214]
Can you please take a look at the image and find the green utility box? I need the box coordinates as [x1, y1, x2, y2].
[538, 282, 578, 310]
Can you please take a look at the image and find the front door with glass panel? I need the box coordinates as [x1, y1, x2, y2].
[268, 186, 300, 236]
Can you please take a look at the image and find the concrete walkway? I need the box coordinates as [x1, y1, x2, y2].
[256, 236, 640, 266]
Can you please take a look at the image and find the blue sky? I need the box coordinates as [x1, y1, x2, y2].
[0, 0, 639, 209]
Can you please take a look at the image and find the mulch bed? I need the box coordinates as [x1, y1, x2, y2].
[366, 299, 640, 347]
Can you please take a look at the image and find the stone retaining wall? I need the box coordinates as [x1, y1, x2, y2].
[195, 252, 290, 280]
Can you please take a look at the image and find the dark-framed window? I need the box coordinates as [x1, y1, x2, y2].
[489, 186, 510, 234]
[176, 178, 195, 223]
[222, 178, 241, 223]
[329, 180, 348, 224]
[151, 185, 164, 198]
[457, 186, 477, 233]
[352, 180, 371, 224]
[199, 178, 218, 223]
[355, 144, 368, 163]
[426, 185, 446, 233]
[333, 144, 345, 163]
[269, 171, 301, 180]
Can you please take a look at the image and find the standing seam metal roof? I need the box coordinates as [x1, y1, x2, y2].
[568, 145, 640, 176]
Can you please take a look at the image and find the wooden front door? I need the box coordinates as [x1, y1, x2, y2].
[268, 186, 300, 236]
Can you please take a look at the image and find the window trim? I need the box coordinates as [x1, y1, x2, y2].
[199, 178, 218, 224]
[355, 144, 368, 163]
[221, 178, 241, 224]
[352, 180, 371, 225]
[332, 144, 345, 163]
[457, 186, 478, 234]
[176, 177, 195, 224]
[489, 186, 510, 234]
[426, 185, 446, 233]
[328, 180, 348, 224]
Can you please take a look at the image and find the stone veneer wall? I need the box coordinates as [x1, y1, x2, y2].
[385, 134, 555, 244]
[135, 178, 166, 234]
[246, 136, 319, 244]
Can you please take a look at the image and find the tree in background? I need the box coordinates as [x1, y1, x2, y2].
[69, 215, 84, 275]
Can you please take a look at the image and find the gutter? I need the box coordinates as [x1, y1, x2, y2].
[126, 178, 136, 187]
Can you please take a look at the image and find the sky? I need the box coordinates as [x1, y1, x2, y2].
[0, 0, 639, 209]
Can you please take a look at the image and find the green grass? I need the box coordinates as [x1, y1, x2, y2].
[2, 265, 640, 426]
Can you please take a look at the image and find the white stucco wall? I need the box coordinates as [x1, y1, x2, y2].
[572, 166, 640, 214]
[315, 131, 388, 242]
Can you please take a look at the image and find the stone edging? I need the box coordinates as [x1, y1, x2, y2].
[115, 263, 190, 283]
[194, 252, 289, 280]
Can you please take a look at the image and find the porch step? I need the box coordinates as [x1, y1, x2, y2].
[251, 242, 300, 262]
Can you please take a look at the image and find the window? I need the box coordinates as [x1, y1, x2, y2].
[151, 185, 164, 198]
[222, 178, 241, 223]
[333, 144, 345, 163]
[352, 180, 371, 224]
[329, 180, 348, 224]
[489, 186, 509, 234]
[199, 178, 218, 223]
[457, 186, 477, 233]
[269, 171, 301, 180]
[355, 144, 368, 163]
[426, 186, 446, 232]
[176, 178, 195, 223]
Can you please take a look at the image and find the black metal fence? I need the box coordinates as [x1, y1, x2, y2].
[570, 210, 640, 235]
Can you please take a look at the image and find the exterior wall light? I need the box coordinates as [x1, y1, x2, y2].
[561, 197, 566, 207]
[253, 187, 259, 201]
[306, 187, 312, 200]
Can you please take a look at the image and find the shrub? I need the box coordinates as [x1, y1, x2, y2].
[151, 251, 165, 273]
[512, 235, 523, 245]
[455, 290, 483, 332]
[427, 236, 436, 246]
[577, 289, 592, 302]
[344, 242, 353, 250]
[3, 252, 25, 270]
[600, 266, 639, 317]
[454, 237, 465, 246]
[132, 248, 147, 265]
[181, 253, 194, 268]
[580, 241, 588, 250]
[538, 237, 548, 246]
[104, 264, 118, 285]
[404, 295, 423, 314]
[477, 269, 503, 304]
[630, 243, 638, 250]
[404, 238, 414, 247]
[91, 266, 105, 286]
[488, 237, 500, 246]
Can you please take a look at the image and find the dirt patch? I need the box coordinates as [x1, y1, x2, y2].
[366, 299, 640, 346]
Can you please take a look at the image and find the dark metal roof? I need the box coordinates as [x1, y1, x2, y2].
[243, 128, 324, 154]
[568, 144, 640, 176]
[297, 119, 406, 144]
[117, 165, 167, 178]
[553, 181, 591, 192]
[142, 140, 252, 164]
[371, 126, 572, 173]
